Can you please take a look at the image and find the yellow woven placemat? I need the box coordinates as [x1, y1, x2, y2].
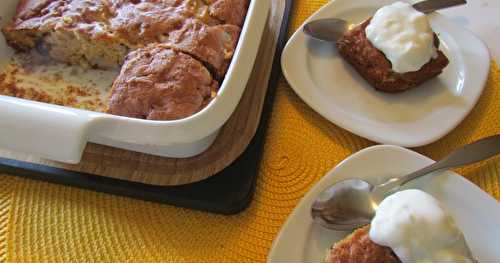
[1, 0, 499, 262]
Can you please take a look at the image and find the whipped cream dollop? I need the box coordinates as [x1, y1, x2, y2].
[365, 1, 437, 73]
[369, 189, 474, 263]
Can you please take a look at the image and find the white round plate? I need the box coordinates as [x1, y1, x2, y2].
[267, 145, 500, 263]
[281, 0, 490, 147]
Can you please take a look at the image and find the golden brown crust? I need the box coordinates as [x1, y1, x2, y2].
[107, 44, 218, 120]
[110, 1, 199, 46]
[204, 0, 249, 26]
[5, 0, 114, 37]
[336, 19, 449, 93]
[328, 226, 401, 263]
[167, 18, 241, 79]
[4, 0, 245, 44]
[2, 0, 245, 70]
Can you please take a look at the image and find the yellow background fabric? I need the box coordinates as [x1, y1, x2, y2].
[1, 0, 499, 262]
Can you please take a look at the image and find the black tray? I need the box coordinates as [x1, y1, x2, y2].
[0, 0, 293, 215]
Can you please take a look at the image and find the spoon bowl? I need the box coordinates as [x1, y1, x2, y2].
[302, 18, 349, 42]
[311, 179, 375, 230]
[302, 0, 467, 42]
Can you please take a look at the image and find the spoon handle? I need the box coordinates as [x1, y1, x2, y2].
[377, 135, 500, 193]
[413, 0, 467, 14]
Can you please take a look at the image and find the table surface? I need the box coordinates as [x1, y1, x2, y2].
[0, 1, 498, 262]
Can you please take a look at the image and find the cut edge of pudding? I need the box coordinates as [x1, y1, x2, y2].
[325, 225, 400, 263]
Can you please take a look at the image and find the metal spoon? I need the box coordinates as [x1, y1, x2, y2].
[303, 0, 467, 42]
[311, 134, 500, 231]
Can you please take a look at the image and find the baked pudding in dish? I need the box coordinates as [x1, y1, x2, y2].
[1, 0, 248, 120]
[325, 190, 475, 263]
[336, 1, 449, 92]
[107, 44, 218, 121]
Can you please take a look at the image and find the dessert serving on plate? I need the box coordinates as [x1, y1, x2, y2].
[280, 0, 489, 147]
[325, 189, 475, 263]
[336, 1, 449, 92]
[1, 0, 246, 120]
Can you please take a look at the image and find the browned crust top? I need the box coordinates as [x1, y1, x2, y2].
[107, 44, 218, 120]
[167, 18, 241, 78]
[6, 0, 247, 40]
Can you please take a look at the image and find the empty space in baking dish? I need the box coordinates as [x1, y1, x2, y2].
[0, 53, 117, 112]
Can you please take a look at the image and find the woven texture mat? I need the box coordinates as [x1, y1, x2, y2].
[1, 0, 500, 262]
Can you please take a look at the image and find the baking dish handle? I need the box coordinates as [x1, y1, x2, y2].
[0, 97, 91, 164]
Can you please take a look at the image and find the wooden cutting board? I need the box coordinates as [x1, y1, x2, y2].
[0, 0, 288, 186]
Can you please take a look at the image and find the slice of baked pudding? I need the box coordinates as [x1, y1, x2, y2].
[336, 2, 449, 92]
[167, 18, 241, 79]
[107, 44, 218, 120]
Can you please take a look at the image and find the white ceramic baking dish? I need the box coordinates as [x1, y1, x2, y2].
[0, 0, 269, 164]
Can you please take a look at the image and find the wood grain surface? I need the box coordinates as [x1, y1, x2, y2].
[0, 0, 287, 186]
